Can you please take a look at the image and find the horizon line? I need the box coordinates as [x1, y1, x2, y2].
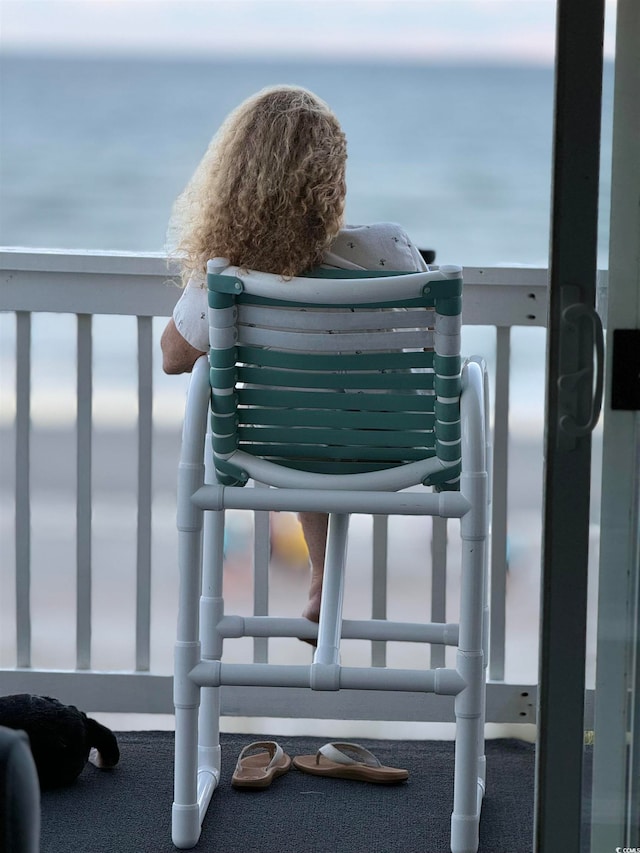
[1, 46, 564, 70]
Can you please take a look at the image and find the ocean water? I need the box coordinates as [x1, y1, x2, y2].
[0, 54, 614, 428]
[0, 54, 615, 262]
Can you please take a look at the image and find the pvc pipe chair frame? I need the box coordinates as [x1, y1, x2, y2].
[172, 262, 489, 853]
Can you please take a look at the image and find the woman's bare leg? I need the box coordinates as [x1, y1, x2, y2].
[298, 511, 328, 622]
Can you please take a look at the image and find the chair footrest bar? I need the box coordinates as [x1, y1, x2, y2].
[217, 614, 460, 645]
[192, 484, 470, 518]
[189, 661, 465, 695]
[340, 665, 465, 695]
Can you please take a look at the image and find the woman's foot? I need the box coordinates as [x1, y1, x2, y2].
[297, 511, 328, 625]
[302, 582, 322, 623]
[300, 573, 323, 645]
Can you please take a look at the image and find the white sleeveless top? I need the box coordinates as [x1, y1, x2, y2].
[172, 222, 428, 352]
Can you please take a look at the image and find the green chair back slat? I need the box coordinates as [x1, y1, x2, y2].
[235, 365, 434, 391]
[237, 407, 431, 431]
[231, 444, 435, 464]
[238, 388, 436, 414]
[237, 425, 434, 449]
[242, 452, 432, 474]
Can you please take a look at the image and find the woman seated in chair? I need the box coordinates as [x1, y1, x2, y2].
[161, 84, 428, 624]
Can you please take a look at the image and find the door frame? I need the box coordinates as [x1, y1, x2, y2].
[591, 0, 640, 847]
[535, 0, 606, 851]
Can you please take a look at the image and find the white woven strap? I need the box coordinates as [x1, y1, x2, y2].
[235, 740, 283, 771]
[317, 742, 382, 768]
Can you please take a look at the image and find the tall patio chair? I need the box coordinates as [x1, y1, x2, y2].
[172, 258, 490, 853]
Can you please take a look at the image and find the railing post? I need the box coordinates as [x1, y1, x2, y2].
[489, 326, 510, 681]
[430, 517, 448, 668]
[136, 316, 153, 672]
[76, 313, 93, 669]
[371, 514, 388, 667]
[15, 311, 32, 668]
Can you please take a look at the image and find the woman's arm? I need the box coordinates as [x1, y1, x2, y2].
[160, 319, 206, 374]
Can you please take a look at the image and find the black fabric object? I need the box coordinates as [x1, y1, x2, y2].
[39, 733, 538, 853]
[0, 695, 119, 790]
[0, 726, 41, 853]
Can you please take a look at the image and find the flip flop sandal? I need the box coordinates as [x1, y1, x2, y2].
[292, 742, 409, 784]
[231, 741, 292, 789]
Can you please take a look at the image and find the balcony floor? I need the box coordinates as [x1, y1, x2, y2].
[40, 732, 538, 853]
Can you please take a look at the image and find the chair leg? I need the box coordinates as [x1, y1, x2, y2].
[196, 688, 221, 823]
[172, 523, 204, 849]
[477, 535, 489, 795]
[172, 358, 212, 848]
[451, 712, 483, 853]
[450, 358, 489, 853]
[173, 708, 201, 849]
[197, 509, 225, 812]
[451, 530, 487, 853]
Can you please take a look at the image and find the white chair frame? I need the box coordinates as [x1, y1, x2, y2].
[172, 262, 490, 853]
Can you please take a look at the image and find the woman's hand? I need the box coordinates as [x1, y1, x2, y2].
[160, 319, 206, 374]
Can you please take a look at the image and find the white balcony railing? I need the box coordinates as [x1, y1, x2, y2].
[0, 248, 551, 725]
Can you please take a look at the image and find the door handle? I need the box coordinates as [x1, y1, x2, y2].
[557, 292, 605, 446]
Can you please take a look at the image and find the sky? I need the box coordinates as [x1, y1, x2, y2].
[1, 0, 618, 65]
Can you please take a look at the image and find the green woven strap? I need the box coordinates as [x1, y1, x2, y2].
[239, 388, 435, 414]
[238, 407, 431, 431]
[236, 365, 433, 391]
[426, 462, 462, 489]
[237, 426, 435, 449]
[213, 457, 249, 486]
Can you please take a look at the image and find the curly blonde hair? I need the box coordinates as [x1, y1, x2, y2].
[170, 86, 347, 283]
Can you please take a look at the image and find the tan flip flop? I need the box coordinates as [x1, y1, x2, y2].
[292, 742, 409, 784]
[231, 741, 292, 789]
